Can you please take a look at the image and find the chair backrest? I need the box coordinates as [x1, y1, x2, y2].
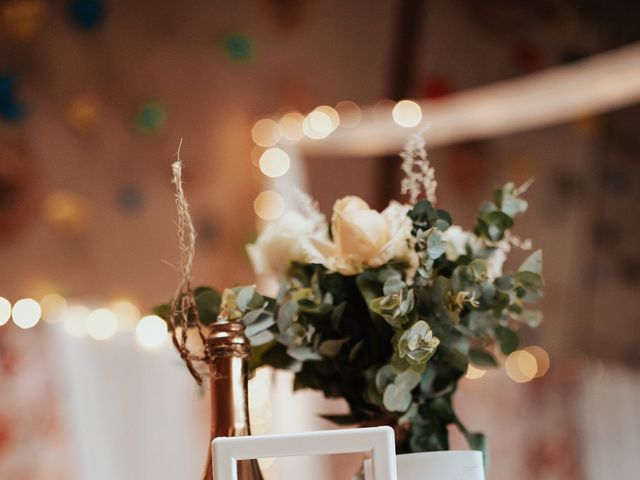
[212, 426, 397, 480]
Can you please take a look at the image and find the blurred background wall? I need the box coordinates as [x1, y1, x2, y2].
[1, 0, 640, 479]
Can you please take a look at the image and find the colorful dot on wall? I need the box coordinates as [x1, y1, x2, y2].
[116, 184, 144, 213]
[512, 42, 544, 73]
[0, 75, 26, 122]
[43, 190, 91, 233]
[421, 75, 454, 99]
[222, 33, 254, 62]
[65, 94, 99, 132]
[67, 0, 105, 31]
[134, 102, 167, 135]
[0, 0, 46, 42]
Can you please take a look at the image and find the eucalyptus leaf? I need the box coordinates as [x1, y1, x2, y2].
[519, 249, 543, 275]
[236, 285, 256, 311]
[318, 337, 350, 357]
[494, 325, 519, 355]
[469, 348, 498, 367]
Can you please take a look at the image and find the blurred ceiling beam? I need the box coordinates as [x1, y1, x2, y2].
[299, 42, 640, 157]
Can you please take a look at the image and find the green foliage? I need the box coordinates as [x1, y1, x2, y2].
[154, 182, 543, 461]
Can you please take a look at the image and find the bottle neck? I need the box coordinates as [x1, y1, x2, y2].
[209, 354, 251, 438]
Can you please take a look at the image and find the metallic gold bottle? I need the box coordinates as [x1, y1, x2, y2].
[201, 318, 264, 480]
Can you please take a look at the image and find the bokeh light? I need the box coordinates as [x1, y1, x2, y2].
[0, 297, 11, 326]
[136, 315, 168, 349]
[505, 349, 538, 383]
[373, 98, 395, 122]
[525, 345, 550, 378]
[63, 305, 90, 337]
[110, 300, 140, 332]
[307, 110, 333, 134]
[392, 99, 422, 127]
[11, 298, 41, 329]
[335, 100, 361, 128]
[465, 363, 486, 380]
[87, 308, 118, 341]
[278, 112, 305, 142]
[314, 105, 339, 130]
[253, 190, 285, 220]
[40, 293, 68, 323]
[259, 148, 290, 178]
[252, 118, 281, 147]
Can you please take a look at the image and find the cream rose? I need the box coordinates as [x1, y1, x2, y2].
[247, 211, 327, 277]
[313, 196, 416, 275]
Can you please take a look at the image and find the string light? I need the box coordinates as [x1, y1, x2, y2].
[392, 100, 422, 127]
[465, 363, 486, 380]
[40, 293, 68, 323]
[110, 300, 140, 332]
[335, 100, 361, 128]
[0, 297, 11, 326]
[63, 305, 90, 337]
[303, 110, 334, 139]
[11, 298, 41, 329]
[505, 349, 538, 383]
[252, 118, 281, 147]
[314, 105, 339, 130]
[135, 315, 168, 349]
[87, 308, 118, 341]
[278, 112, 305, 141]
[373, 98, 395, 122]
[253, 190, 285, 220]
[259, 148, 290, 178]
[525, 346, 550, 378]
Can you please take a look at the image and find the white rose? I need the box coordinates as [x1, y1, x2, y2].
[247, 212, 327, 277]
[313, 196, 416, 275]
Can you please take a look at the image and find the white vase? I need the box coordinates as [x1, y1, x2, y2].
[364, 450, 484, 480]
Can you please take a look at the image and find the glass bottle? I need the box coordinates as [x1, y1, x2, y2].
[201, 318, 264, 480]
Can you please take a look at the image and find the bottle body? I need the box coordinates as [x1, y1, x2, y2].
[201, 321, 263, 480]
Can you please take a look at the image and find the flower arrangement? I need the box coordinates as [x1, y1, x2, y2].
[155, 134, 543, 459]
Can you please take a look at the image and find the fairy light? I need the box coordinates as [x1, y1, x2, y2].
[303, 110, 333, 139]
[11, 298, 41, 329]
[278, 112, 305, 141]
[135, 315, 168, 349]
[40, 293, 68, 323]
[63, 305, 90, 337]
[0, 297, 11, 326]
[253, 190, 285, 220]
[392, 100, 422, 127]
[525, 346, 550, 378]
[335, 100, 361, 128]
[259, 148, 290, 178]
[87, 308, 118, 341]
[505, 349, 538, 383]
[110, 300, 140, 332]
[315, 105, 340, 130]
[465, 363, 486, 380]
[252, 118, 281, 147]
[373, 98, 395, 122]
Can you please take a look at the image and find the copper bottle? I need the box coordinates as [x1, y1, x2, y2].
[201, 319, 264, 480]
